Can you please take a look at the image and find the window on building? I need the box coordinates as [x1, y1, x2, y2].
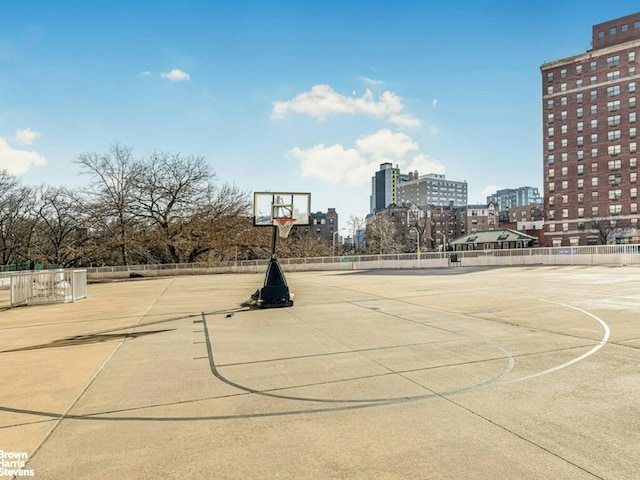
[609, 204, 622, 215]
[548, 113, 554, 123]
[576, 64, 583, 74]
[608, 130, 621, 141]
[562, 223, 569, 232]
[608, 189, 622, 200]
[591, 105, 598, 114]
[607, 85, 621, 96]
[590, 76, 598, 85]
[591, 162, 598, 172]
[561, 152, 568, 162]
[590, 90, 597, 100]
[577, 165, 584, 174]
[591, 119, 598, 129]
[607, 55, 620, 67]
[578, 207, 584, 217]
[548, 182, 555, 192]
[631, 203, 638, 214]
[631, 112, 637, 122]
[577, 107, 584, 118]
[609, 159, 622, 169]
[561, 125, 568, 134]
[560, 83, 567, 92]
[592, 177, 599, 187]
[592, 191, 599, 200]
[609, 173, 622, 185]
[631, 172, 638, 183]
[631, 187, 638, 198]
[560, 68, 567, 78]
[548, 196, 555, 206]
[631, 127, 637, 138]
[561, 110, 568, 120]
[578, 192, 584, 203]
[577, 122, 584, 132]
[631, 157, 637, 167]
[561, 166, 568, 175]
[577, 136, 583, 146]
[590, 61, 597, 71]
[591, 148, 598, 158]
[548, 209, 555, 219]
[562, 194, 569, 204]
[548, 168, 555, 178]
[608, 145, 622, 155]
[548, 127, 554, 137]
[547, 99, 554, 109]
[547, 86, 554, 95]
[592, 206, 599, 216]
[631, 82, 637, 93]
[561, 96, 567, 106]
[608, 114, 621, 126]
[630, 52, 636, 62]
[561, 138, 568, 147]
[610, 27, 617, 36]
[561, 180, 568, 189]
[607, 100, 621, 111]
[631, 97, 637, 108]
[547, 154, 555, 164]
[607, 71, 620, 81]
[632, 142, 638, 153]
[562, 209, 568, 218]
[622, 24, 629, 32]
[547, 71, 554, 81]
[630, 67, 637, 76]
[576, 93, 583, 104]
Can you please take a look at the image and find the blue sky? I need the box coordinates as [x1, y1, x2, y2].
[2, 1, 639, 222]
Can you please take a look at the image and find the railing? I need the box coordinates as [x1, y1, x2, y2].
[83, 244, 640, 279]
[9, 269, 87, 307]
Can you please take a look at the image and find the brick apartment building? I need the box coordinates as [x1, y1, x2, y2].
[541, 12, 640, 246]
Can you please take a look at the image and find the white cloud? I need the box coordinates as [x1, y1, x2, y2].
[287, 129, 444, 186]
[13, 127, 40, 146]
[0, 136, 46, 174]
[359, 76, 385, 88]
[138, 70, 152, 77]
[432, 98, 438, 108]
[272, 84, 420, 127]
[160, 69, 191, 82]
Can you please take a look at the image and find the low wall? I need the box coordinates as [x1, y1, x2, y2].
[83, 245, 640, 280]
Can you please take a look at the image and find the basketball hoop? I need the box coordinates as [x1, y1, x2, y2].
[274, 217, 296, 238]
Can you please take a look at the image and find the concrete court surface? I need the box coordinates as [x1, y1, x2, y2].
[0, 265, 639, 479]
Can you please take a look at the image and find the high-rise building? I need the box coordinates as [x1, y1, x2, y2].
[370, 162, 399, 213]
[541, 13, 640, 246]
[397, 172, 468, 207]
[486, 187, 542, 211]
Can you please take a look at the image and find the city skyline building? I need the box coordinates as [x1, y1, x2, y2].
[398, 172, 468, 208]
[370, 162, 399, 213]
[486, 186, 542, 211]
[541, 12, 640, 246]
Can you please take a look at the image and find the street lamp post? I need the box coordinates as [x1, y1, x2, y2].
[411, 228, 421, 256]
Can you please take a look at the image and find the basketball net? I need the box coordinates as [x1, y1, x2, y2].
[274, 217, 296, 238]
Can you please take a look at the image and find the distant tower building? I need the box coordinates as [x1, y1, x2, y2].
[370, 163, 400, 213]
[486, 187, 542, 211]
[398, 172, 468, 207]
[541, 13, 640, 246]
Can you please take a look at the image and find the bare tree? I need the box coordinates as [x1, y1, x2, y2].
[0, 172, 34, 265]
[30, 186, 87, 267]
[75, 144, 142, 265]
[346, 215, 364, 250]
[366, 214, 401, 254]
[590, 219, 615, 245]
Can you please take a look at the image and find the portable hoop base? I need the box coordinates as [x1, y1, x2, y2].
[251, 257, 294, 308]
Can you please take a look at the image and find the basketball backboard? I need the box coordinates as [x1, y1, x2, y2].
[253, 192, 311, 226]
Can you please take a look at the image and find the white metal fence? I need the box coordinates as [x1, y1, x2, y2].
[83, 244, 640, 279]
[10, 269, 88, 307]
